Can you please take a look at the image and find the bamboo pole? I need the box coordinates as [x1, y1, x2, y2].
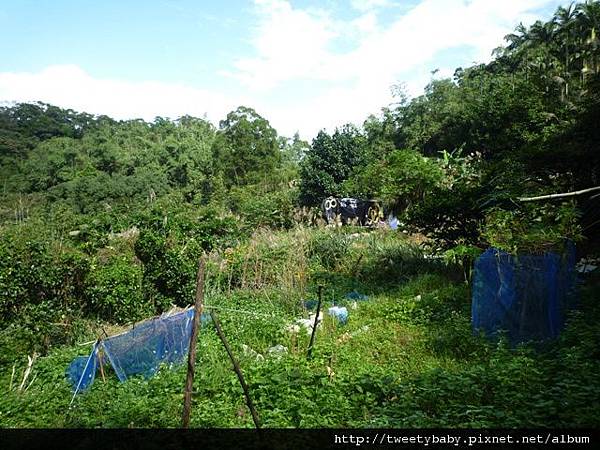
[18, 353, 37, 392]
[182, 255, 206, 429]
[307, 285, 323, 360]
[9, 363, 16, 391]
[210, 311, 261, 429]
[518, 185, 600, 202]
[24, 373, 37, 392]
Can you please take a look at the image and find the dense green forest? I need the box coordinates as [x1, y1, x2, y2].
[1, 1, 599, 428]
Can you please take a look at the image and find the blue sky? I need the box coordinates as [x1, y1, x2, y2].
[0, 0, 565, 139]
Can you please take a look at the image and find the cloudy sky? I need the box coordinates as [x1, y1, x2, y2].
[0, 0, 565, 139]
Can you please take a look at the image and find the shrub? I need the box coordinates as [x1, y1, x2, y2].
[0, 234, 90, 321]
[86, 256, 148, 322]
[308, 230, 351, 271]
[228, 184, 298, 230]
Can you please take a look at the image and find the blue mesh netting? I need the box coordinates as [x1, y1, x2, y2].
[102, 308, 195, 381]
[68, 308, 209, 393]
[66, 348, 98, 392]
[471, 243, 578, 344]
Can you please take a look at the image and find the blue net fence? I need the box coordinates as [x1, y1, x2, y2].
[471, 243, 578, 344]
[67, 308, 203, 397]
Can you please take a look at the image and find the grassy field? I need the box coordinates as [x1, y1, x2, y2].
[1, 227, 599, 428]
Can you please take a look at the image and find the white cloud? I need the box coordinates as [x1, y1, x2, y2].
[226, 0, 559, 136]
[350, 0, 392, 13]
[0, 0, 561, 140]
[0, 64, 243, 124]
[232, 0, 555, 91]
[351, 11, 378, 35]
[222, 0, 340, 90]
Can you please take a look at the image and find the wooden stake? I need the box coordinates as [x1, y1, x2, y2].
[97, 344, 106, 383]
[182, 255, 206, 429]
[307, 285, 323, 360]
[210, 311, 261, 429]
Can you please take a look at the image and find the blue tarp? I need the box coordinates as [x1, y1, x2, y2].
[67, 308, 201, 394]
[471, 243, 577, 344]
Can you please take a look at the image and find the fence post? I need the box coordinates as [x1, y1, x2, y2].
[307, 285, 323, 359]
[182, 255, 206, 428]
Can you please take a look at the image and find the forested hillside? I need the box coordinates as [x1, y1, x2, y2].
[1, 1, 599, 429]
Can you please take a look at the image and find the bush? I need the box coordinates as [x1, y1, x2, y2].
[228, 184, 298, 230]
[308, 230, 351, 271]
[86, 256, 148, 322]
[135, 203, 244, 252]
[0, 233, 90, 321]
